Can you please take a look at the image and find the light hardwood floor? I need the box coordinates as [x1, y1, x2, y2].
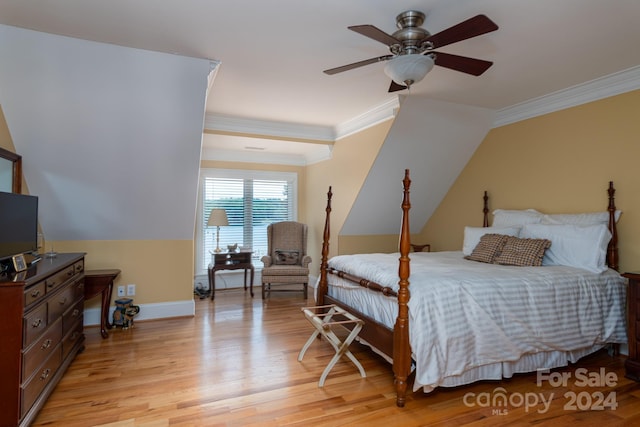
[33, 289, 640, 426]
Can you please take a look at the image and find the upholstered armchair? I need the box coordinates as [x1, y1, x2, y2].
[261, 221, 312, 299]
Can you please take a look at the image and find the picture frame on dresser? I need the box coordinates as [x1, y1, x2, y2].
[12, 253, 27, 272]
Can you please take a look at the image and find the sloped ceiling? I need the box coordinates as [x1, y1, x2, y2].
[342, 96, 494, 235]
[0, 25, 213, 240]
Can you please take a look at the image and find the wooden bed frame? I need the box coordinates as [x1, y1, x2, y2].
[316, 169, 620, 407]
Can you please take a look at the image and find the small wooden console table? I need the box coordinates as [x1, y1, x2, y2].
[208, 252, 254, 300]
[84, 269, 121, 338]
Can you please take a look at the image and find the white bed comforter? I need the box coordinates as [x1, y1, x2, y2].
[326, 251, 627, 392]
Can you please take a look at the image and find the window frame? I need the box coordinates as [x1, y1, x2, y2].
[196, 168, 298, 275]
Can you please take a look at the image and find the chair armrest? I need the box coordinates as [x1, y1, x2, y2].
[301, 255, 312, 268]
[261, 255, 273, 267]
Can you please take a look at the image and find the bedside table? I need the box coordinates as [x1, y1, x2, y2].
[208, 252, 254, 300]
[410, 243, 430, 252]
[623, 272, 640, 381]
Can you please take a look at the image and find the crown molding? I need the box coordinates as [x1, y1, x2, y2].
[204, 114, 335, 142]
[204, 96, 400, 144]
[334, 97, 400, 140]
[201, 145, 331, 166]
[494, 66, 640, 128]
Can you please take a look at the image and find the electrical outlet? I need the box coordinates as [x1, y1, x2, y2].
[117, 285, 125, 297]
[127, 284, 136, 296]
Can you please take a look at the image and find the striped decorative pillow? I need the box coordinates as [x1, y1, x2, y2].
[465, 234, 509, 264]
[493, 236, 551, 267]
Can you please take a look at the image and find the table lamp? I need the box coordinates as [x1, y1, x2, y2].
[207, 209, 228, 253]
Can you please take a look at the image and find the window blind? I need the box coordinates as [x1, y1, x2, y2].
[197, 169, 297, 274]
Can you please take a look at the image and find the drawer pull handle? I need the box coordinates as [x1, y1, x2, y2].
[32, 318, 43, 328]
[40, 368, 51, 381]
[71, 331, 79, 340]
[72, 308, 80, 317]
[47, 281, 56, 288]
[59, 297, 68, 305]
[31, 289, 41, 298]
[41, 339, 52, 350]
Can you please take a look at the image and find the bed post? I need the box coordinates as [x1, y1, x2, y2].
[317, 186, 332, 306]
[483, 191, 489, 227]
[607, 181, 619, 271]
[393, 169, 411, 408]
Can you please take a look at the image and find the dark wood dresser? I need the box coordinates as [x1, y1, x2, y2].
[623, 272, 640, 381]
[0, 253, 85, 427]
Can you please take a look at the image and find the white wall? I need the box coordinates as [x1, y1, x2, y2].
[341, 95, 494, 235]
[0, 24, 214, 241]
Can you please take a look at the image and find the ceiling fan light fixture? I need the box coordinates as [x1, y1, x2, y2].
[384, 54, 434, 88]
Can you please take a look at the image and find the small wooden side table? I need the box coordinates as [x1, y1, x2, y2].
[84, 269, 121, 338]
[208, 252, 254, 300]
[411, 243, 431, 252]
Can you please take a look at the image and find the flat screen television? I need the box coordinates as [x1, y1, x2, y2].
[0, 191, 38, 262]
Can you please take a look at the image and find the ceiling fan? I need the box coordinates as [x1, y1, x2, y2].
[324, 11, 498, 92]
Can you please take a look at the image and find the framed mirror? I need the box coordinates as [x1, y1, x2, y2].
[0, 147, 22, 193]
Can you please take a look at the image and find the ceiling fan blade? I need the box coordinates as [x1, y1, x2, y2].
[388, 80, 407, 92]
[432, 51, 493, 76]
[349, 25, 402, 46]
[424, 14, 498, 49]
[323, 55, 393, 75]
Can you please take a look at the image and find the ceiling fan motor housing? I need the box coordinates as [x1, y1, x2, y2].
[391, 10, 431, 55]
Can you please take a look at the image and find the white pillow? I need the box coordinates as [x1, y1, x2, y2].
[462, 226, 521, 256]
[492, 209, 543, 228]
[520, 223, 612, 273]
[541, 210, 622, 226]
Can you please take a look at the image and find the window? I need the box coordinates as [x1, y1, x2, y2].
[196, 169, 297, 274]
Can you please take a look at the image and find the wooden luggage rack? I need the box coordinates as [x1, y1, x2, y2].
[298, 304, 366, 386]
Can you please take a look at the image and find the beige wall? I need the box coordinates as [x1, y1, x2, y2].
[0, 107, 13, 151]
[53, 240, 194, 304]
[418, 89, 640, 272]
[7, 89, 640, 309]
[0, 106, 27, 192]
[305, 119, 393, 274]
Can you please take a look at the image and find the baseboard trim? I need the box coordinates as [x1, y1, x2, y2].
[84, 299, 195, 326]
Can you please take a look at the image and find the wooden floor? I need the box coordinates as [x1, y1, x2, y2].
[33, 289, 640, 426]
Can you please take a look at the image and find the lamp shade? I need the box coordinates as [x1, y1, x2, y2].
[384, 54, 435, 87]
[207, 209, 229, 227]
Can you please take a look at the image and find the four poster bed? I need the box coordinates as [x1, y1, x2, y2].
[316, 170, 627, 407]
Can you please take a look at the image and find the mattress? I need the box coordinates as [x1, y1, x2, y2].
[325, 251, 627, 392]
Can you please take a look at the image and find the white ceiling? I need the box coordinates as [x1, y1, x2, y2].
[1, 0, 640, 163]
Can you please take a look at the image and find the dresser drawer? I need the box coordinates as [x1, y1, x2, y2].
[24, 282, 46, 308]
[22, 318, 62, 383]
[21, 344, 62, 419]
[48, 285, 76, 324]
[62, 320, 84, 360]
[44, 265, 76, 293]
[23, 303, 48, 347]
[74, 277, 85, 301]
[63, 298, 83, 336]
[73, 259, 85, 275]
